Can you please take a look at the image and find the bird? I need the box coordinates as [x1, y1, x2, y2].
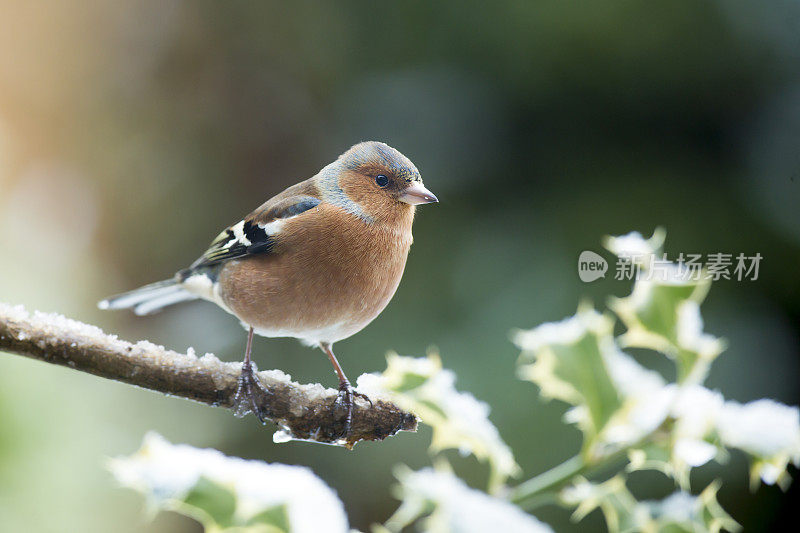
[98, 141, 437, 436]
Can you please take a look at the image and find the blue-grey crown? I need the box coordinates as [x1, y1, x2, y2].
[341, 141, 421, 183]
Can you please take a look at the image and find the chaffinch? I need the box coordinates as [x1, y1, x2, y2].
[99, 141, 437, 434]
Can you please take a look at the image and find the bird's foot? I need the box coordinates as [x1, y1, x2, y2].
[233, 360, 270, 424]
[332, 381, 373, 439]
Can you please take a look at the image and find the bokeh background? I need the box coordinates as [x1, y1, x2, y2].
[1, 1, 799, 531]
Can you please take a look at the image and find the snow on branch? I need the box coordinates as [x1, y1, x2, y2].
[0, 302, 417, 448]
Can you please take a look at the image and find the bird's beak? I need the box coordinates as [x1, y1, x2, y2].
[399, 182, 438, 205]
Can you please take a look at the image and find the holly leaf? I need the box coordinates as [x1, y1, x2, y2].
[514, 305, 625, 456]
[384, 467, 553, 533]
[357, 354, 520, 492]
[607, 253, 724, 383]
[108, 432, 349, 533]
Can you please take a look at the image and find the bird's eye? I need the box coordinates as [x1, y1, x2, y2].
[375, 174, 389, 188]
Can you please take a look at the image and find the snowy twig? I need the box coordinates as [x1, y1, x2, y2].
[0, 302, 417, 448]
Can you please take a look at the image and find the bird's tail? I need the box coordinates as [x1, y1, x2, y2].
[98, 279, 198, 316]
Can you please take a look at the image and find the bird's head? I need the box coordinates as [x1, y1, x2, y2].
[322, 141, 437, 224]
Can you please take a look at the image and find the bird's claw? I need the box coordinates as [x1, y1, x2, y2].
[332, 381, 373, 439]
[233, 361, 270, 424]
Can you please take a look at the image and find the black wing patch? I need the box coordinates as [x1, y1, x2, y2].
[201, 220, 275, 265]
[178, 196, 320, 280]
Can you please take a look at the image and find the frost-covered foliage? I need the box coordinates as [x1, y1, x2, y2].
[109, 432, 348, 533]
[561, 477, 738, 533]
[357, 352, 519, 492]
[383, 467, 552, 533]
[509, 229, 800, 531]
[602, 227, 665, 266]
[110, 229, 799, 533]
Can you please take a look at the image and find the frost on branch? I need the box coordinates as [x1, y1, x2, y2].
[109, 432, 348, 532]
[383, 467, 553, 533]
[357, 353, 520, 492]
[0, 302, 417, 447]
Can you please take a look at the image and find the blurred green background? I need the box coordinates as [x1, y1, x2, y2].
[1, 1, 799, 531]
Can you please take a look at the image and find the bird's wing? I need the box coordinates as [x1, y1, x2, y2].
[182, 189, 321, 276]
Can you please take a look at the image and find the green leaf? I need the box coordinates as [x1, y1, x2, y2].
[551, 333, 623, 438]
[624, 385, 731, 490]
[603, 229, 726, 384]
[384, 467, 554, 533]
[515, 306, 624, 454]
[393, 372, 430, 392]
[560, 475, 649, 533]
[627, 442, 672, 476]
[562, 477, 740, 533]
[622, 284, 697, 344]
[246, 504, 291, 532]
[180, 476, 237, 529]
[357, 354, 520, 492]
[641, 482, 740, 533]
[609, 272, 723, 383]
[108, 433, 350, 533]
[610, 279, 707, 351]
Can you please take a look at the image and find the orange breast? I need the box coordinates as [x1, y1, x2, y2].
[218, 204, 413, 344]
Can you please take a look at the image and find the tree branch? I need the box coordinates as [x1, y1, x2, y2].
[0, 302, 417, 448]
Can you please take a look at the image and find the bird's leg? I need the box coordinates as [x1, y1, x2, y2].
[319, 342, 372, 438]
[233, 326, 270, 423]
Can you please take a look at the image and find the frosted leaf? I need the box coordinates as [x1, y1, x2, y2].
[563, 477, 739, 533]
[716, 399, 800, 488]
[560, 476, 650, 533]
[602, 228, 665, 266]
[356, 353, 519, 491]
[676, 301, 726, 365]
[591, 348, 727, 484]
[674, 439, 717, 467]
[603, 346, 666, 398]
[622, 384, 725, 487]
[609, 264, 720, 383]
[671, 386, 724, 449]
[599, 380, 673, 450]
[621, 382, 800, 490]
[640, 481, 740, 533]
[717, 399, 799, 456]
[598, 350, 674, 453]
[515, 307, 682, 459]
[109, 432, 348, 532]
[644, 490, 696, 523]
[515, 306, 625, 457]
[386, 468, 553, 533]
[513, 309, 606, 353]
